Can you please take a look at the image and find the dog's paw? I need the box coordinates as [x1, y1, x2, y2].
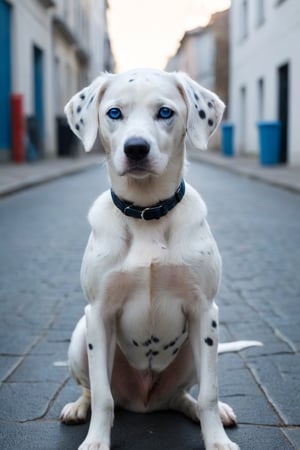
[78, 442, 110, 450]
[204, 427, 240, 450]
[218, 401, 237, 427]
[60, 399, 90, 424]
[206, 441, 240, 450]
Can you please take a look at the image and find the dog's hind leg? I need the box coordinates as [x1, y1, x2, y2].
[60, 315, 91, 424]
[168, 391, 200, 422]
[218, 401, 237, 427]
[168, 391, 237, 427]
[60, 387, 91, 424]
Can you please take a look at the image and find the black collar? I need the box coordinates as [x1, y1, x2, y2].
[110, 179, 185, 221]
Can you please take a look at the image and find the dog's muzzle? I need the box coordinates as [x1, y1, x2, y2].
[124, 137, 150, 161]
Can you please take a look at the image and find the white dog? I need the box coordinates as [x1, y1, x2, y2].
[60, 69, 261, 450]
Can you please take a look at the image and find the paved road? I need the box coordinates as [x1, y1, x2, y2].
[0, 161, 299, 449]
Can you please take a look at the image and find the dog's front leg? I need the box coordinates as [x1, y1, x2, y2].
[190, 301, 239, 450]
[79, 303, 116, 450]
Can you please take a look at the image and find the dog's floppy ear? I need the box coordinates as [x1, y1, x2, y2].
[64, 73, 111, 152]
[174, 72, 225, 150]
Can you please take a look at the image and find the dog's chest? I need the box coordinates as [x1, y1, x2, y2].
[116, 233, 191, 372]
[83, 205, 221, 372]
[117, 274, 189, 372]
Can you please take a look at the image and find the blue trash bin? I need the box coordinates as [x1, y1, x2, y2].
[221, 123, 234, 157]
[257, 121, 282, 165]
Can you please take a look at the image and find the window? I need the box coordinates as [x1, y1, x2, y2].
[240, 0, 249, 40]
[256, 0, 265, 26]
[239, 86, 247, 153]
[276, 0, 288, 6]
[65, 62, 72, 100]
[257, 78, 264, 121]
[63, 0, 68, 18]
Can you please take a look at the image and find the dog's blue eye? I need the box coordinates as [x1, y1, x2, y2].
[158, 107, 174, 120]
[107, 108, 123, 120]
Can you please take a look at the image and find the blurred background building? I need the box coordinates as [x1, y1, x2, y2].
[0, 0, 114, 162]
[166, 0, 299, 166]
[166, 10, 229, 148]
[229, 0, 300, 165]
[1, 0, 299, 166]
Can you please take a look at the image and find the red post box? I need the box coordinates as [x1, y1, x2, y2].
[11, 94, 25, 163]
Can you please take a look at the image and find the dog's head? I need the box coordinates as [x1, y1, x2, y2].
[65, 69, 225, 179]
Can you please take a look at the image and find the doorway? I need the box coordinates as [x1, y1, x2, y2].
[33, 45, 45, 156]
[278, 63, 289, 163]
[0, 0, 12, 159]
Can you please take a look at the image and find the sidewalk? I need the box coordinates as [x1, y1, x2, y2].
[0, 154, 104, 197]
[0, 150, 299, 197]
[188, 149, 300, 194]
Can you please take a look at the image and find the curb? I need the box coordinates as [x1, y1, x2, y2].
[188, 150, 300, 194]
[0, 156, 104, 198]
[1, 151, 299, 197]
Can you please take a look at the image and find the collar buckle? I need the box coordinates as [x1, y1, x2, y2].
[141, 207, 151, 220]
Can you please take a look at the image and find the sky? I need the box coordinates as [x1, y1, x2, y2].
[107, 0, 231, 72]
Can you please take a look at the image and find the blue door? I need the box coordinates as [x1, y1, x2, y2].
[0, 0, 12, 159]
[33, 45, 44, 156]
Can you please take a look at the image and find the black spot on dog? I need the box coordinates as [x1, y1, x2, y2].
[199, 110, 206, 119]
[143, 339, 152, 347]
[193, 92, 199, 101]
[152, 351, 159, 356]
[208, 118, 214, 127]
[207, 101, 213, 108]
[80, 93, 85, 100]
[169, 339, 177, 347]
[80, 118, 84, 125]
[151, 336, 160, 343]
[194, 104, 198, 109]
[212, 320, 217, 328]
[146, 349, 152, 357]
[172, 347, 179, 355]
[77, 106, 82, 114]
[88, 343, 93, 350]
[163, 344, 169, 350]
[205, 337, 214, 346]
[132, 340, 139, 347]
[75, 123, 80, 131]
[128, 79, 135, 82]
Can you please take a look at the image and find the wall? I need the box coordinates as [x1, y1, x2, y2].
[230, 0, 300, 164]
[2, 0, 113, 161]
[166, 11, 229, 150]
[11, 0, 55, 154]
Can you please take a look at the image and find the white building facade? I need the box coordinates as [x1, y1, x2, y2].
[230, 0, 300, 164]
[0, 0, 113, 161]
[166, 10, 229, 149]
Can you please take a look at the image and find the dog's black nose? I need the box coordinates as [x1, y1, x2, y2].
[124, 137, 150, 161]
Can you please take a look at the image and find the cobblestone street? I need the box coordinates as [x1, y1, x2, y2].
[0, 160, 299, 449]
